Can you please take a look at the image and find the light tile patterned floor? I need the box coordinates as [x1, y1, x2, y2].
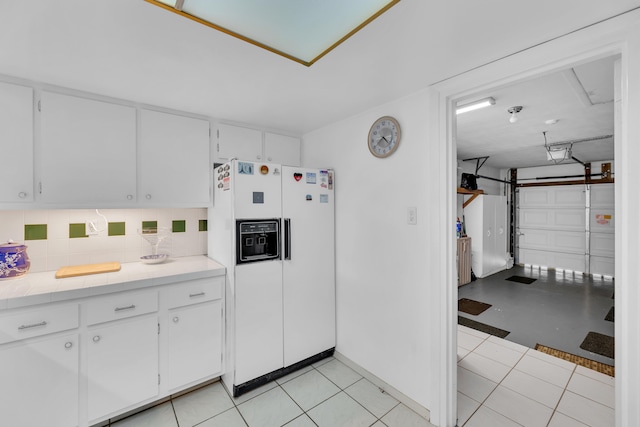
[108, 357, 435, 427]
[457, 325, 615, 427]
[105, 327, 615, 427]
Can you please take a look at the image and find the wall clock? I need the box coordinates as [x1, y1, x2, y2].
[368, 116, 401, 158]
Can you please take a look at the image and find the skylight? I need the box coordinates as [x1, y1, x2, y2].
[146, 0, 399, 66]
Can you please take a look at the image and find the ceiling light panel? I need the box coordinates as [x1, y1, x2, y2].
[148, 0, 398, 66]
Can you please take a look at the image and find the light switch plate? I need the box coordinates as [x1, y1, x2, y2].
[407, 206, 417, 225]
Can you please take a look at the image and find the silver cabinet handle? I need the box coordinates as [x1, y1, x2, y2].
[115, 304, 136, 312]
[256, 155, 261, 160]
[173, 316, 179, 323]
[93, 335, 101, 343]
[189, 292, 205, 298]
[18, 321, 47, 330]
[127, 194, 133, 200]
[65, 342, 73, 349]
[145, 194, 152, 200]
[18, 192, 27, 199]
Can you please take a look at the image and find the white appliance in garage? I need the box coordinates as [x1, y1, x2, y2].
[208, 160, 335, 397]
[464, 194, 508, 278]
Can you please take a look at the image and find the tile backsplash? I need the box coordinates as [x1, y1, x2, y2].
[0, 208, 208, 273]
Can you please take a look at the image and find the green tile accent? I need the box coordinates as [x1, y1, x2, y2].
[25, 224, 47, 240]
[172, 220, 186, 233]
[108, 222, 126, 236]
[199, 219, 208, 232]
[142, 221, 158, 234]
[69, 223, 87, 238]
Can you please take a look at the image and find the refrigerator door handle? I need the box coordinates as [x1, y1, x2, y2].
[284, 218, 291, 260]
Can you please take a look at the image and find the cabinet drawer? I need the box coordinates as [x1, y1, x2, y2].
[165, 277, 222, 310]
[87, 290, 158, 326]
[0, 304, 78, 344]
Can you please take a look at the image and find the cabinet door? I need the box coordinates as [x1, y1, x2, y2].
[40, 91, 137, 204]
[87, 316, 158, 422]
[0, 333, 78, 427]
[264, 132, 300, 166]
[0, 82, 33, 202]
[167, 300, 222, 390]
[217, 123, 263, 162]
[140, 110, 210, 206]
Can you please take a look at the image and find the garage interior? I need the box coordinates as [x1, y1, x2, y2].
[455, 54, 617, 370]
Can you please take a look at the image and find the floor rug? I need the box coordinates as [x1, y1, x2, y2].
[535, 344, 615, 377]
[505, 275, 537, 284]
[458, 316, 510, 338]
[580, 332, 615, 359]
[605, 306, 614, 322]
[458, 298, 492, 315]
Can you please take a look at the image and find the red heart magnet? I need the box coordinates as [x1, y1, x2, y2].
[293, 173, 303, 182]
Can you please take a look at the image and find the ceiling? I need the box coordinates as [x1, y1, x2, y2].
[456, 55, 618, 170]
[0, 0, 639, 138]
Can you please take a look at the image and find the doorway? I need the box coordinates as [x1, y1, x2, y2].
[446, 50, 623, 427]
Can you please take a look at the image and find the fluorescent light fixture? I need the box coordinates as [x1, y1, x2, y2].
[456, 97, 495, 115]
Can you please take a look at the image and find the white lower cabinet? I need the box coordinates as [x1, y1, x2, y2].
[87, 315, 159, 422]
[166, 300, 223, 390]
[0, 333, 79, 427]
[0, 274, 224, 427]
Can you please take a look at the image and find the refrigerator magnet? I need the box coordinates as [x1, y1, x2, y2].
[294, 173, 303, 181]
[306, 172, 316, 184]
[320, 194, 329, 203]
[238, 162, 254, 175]
[306, 194, 312, 201]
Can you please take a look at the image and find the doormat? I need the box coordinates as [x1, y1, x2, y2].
[605, 306, 614, 322]
[458, 316, 510, 338]
[535, 344, 615, 377]
[506, 275, 537, 284]
[458, 298, 492, 315]
[580, 332, 615, 359]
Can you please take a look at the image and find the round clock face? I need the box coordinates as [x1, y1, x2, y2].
[368, 116, 401, 158]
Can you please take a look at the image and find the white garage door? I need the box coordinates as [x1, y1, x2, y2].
[517, 184, 614, 276]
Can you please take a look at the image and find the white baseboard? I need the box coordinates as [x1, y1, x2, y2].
[333, 351, 431, 421]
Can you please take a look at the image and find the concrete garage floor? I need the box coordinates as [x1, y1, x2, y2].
[458, 265, 615, 366]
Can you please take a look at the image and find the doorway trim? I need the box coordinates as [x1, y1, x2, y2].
[430, 10, 640, 427]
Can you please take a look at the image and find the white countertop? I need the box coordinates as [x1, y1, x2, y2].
[0, 256, 226, 311]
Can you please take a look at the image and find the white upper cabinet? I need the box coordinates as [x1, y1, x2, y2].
[217, 123, 263, 162]
[140, 110, 210, 206]
[40, 91, 137, 205]
[0, 82, 33, 202]
[216, 124, 301, 166]
[264, 132, 300, 166]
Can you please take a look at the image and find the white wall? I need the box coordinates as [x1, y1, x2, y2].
[305, 9, 640, 426]
[303, 90, 440, 419]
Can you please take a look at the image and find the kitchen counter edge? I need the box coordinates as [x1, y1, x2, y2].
[0, 255, 226, 311]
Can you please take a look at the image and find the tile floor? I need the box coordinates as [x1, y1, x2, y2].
[457, 324, 615, 427]
[108, 356, 435, 427]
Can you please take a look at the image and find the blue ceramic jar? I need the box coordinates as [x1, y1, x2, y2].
[0, 240, 31, 280]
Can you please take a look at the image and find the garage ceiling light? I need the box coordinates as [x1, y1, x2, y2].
[456, 97, 496, 115]
[146, 0, 399, 66]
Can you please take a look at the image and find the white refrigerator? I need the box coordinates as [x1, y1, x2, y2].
[208, 160, 335, 397]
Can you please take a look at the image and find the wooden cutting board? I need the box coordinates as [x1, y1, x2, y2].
[55, 262, 121, 279]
